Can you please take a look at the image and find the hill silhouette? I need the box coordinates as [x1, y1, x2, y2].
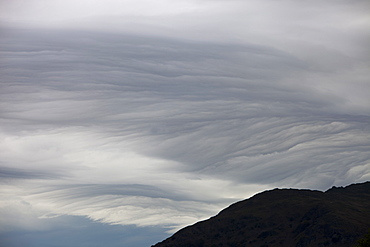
[152, 182, 370, 247]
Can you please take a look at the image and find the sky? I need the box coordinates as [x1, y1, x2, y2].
[0, 0, 370, 246]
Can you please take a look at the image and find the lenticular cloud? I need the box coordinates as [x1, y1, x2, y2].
[0, 0, 370, 238]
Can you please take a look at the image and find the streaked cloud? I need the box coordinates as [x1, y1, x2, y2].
[0, 0, 369, 246]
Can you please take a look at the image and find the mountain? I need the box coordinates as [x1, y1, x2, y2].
[152, 182, 370, 247]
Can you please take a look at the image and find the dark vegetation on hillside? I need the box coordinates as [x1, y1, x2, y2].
[355, 229, 370, 247]
[152, 182, 370, 247]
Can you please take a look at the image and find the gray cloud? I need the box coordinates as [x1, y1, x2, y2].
[0, 0, 370, 245]
[1, 28, 369, 232]
[0, 167, 66, 180]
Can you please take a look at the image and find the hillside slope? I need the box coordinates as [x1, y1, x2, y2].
[152, 182, 370, 247]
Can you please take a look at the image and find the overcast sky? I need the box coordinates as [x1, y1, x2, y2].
[1, 0, 370, 246]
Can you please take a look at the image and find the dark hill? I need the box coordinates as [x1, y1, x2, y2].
[152, 182, 370, 247]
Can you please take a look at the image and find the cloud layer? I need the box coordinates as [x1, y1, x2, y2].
[0, 0, 370, 245]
